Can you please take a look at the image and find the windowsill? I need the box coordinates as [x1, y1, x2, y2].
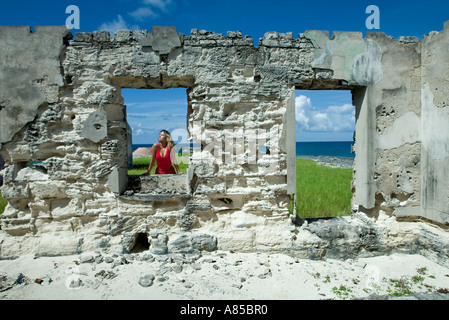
[119, 192, 191, 202]
[121, 174, 191, 201]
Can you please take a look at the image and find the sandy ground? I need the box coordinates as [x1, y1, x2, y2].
[1, 250, 449, 301]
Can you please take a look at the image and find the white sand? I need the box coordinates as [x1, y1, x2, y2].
[1, 251, 449, 300]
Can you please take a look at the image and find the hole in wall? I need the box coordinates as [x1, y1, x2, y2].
[218, 198, 233, 204]
[27, 161, 47, 174]
[130, 232, 150, 253]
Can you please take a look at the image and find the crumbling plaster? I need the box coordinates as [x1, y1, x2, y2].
[0, 23, 448, 260]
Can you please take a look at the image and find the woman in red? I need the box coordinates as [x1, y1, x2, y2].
[145, 130, 181, 175]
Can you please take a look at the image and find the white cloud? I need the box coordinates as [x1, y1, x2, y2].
[128, 111, 188, 144]
[327, 103, 354, 114]
[142, 0, 172, 12]
[295, 95, 355, 132]
[130, 122, 188, 145]
[129, 7, 158, 21]
[99, 0, 174, 37]
[311, 112, 330, 131]
[295, 95, 312, 130]
[128, 0, 173, 23]
[98, 15, 139, 35]
[133, 123, 145, 136]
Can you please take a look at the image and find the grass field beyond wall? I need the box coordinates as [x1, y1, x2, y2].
[296, 158, 353, 219]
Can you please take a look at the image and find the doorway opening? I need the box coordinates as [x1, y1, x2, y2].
[294, 90, 355, 219]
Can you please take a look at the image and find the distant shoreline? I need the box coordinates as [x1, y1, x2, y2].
[297, 155, 354, 169]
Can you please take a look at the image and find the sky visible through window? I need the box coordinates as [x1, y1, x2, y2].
[295, 90, 355, 142]
[122, 88, 189, 146]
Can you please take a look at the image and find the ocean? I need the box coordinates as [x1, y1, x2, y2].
[296, 141, 354, 158]
[133, 141, 354, 158]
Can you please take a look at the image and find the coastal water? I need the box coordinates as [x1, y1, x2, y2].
[296, 141, 354, 158]
[133, 141, 354, 158]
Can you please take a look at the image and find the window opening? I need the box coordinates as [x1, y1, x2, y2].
[121, 88, 190, 177]
[295, 90, 355, 219]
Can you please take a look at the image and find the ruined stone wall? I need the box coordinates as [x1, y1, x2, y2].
[0, 24, 448, 258]
[420, 24, 449, 225]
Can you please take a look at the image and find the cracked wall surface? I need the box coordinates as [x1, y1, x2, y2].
[0, 23, 448, 258]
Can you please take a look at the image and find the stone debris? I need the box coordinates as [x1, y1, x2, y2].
[80, 254, 95, 264]
[104, 256, 114, 264]
[95, 270, 116, 280]
[34, 277, 52, 285]
[257, 267, 272, 279]
[138, 274, 155, 287]
[1, 250, 449, 300]
[190, 263, 202, 271]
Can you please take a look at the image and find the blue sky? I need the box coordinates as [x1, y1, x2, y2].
[1, 0, 448, 143]
[123, 88, 189, 145]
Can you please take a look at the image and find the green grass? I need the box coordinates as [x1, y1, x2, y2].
[127, 156, 189, 175]
[296, 158, 353, 219]
[0, 189, 7, 215]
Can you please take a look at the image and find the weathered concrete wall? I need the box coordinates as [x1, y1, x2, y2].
[0, 23, 448, 259]
[420, 25, 449, 225]
[0, 26, 71, 146]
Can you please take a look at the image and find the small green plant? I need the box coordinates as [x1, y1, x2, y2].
[0, 190, 7, 215]
[288, 194, 295, 216]
[411, 275, 425, 283]
[332, 285, 353, 299]
[388, 277, 414, 297]
[416, 267, 428, 275]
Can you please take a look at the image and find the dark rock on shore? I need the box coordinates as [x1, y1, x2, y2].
[297, 156, 354, 169]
